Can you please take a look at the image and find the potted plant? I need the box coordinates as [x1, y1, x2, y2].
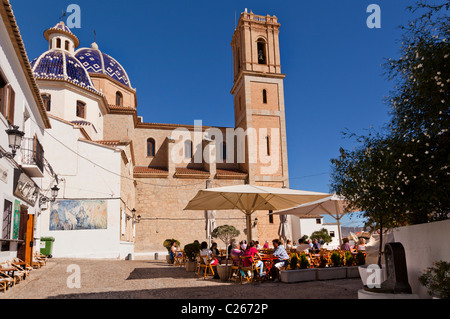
[211, 225, 240, 281]
[163, 239, 180, 263]
[418, 261, 450, 299]
[317, 252, 346, 280]
[280, 253, 316, 283]
[344, 251, 360, 278]
[184, 242, 200, 272]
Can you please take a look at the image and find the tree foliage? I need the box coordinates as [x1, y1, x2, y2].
[330, 1, 449, 229]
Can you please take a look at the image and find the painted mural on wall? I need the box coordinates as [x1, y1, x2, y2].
[50, 200, 107, 230]
[12, 200, 20, 239]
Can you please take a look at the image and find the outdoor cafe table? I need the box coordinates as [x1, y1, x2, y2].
[260, 255, 279, 280]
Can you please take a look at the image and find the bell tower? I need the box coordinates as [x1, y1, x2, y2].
[230, 10, 289, 189]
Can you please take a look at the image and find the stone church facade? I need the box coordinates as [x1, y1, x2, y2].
[28, 9, 291, 258]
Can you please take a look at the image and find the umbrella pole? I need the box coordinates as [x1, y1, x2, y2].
[246, 214, 252, 243]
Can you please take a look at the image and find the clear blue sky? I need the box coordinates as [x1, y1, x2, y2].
[11, 0, 416, 227]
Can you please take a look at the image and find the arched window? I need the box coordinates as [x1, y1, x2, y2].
[116, 91, 123, 107]
[76, 100, 86, 118]
[184, 140, 192, 159]
[65, 40, 70, 51]
[262, 89, 267, 104]
[56, 38, 61, 49]
[41, 94, 51, 111]
[257, 39, 266, 65]
[147, 138, 155, 157]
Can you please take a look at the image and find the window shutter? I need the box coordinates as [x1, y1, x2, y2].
[7, 85, 15, 124]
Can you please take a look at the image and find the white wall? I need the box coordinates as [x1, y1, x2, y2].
[0, 14, 47, 262]
[390, 219, 450, 299]
[38, 85, 104, 141]
[39, 117, 123, 259]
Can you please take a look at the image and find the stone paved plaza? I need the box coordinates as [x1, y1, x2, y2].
[1, 258, 363, 299]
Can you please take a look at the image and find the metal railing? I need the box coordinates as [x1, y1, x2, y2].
[21, 137, 44, 173]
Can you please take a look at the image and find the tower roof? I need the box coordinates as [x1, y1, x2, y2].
[44, 21, 80, 48]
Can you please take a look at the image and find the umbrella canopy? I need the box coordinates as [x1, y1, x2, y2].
[205, 210, 216, 247]
[270, 193, 359, 245]
[184, 184, 330, 243]
[278, 214, 291, 243]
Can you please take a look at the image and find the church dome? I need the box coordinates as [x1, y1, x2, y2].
[30, 50, 98, 93]
[75, 44, 132, 89]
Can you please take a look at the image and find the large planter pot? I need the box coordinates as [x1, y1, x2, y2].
[280, 268, 317, 283]
[346, 266, 360, 279]
[185, 260, 197, 272]
[358, 264, 386, 287]
[216, 264, 232, 282]
[316, 267, 347, 281]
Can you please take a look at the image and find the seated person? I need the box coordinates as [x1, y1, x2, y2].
[200, 241, 219, 266]
[312, 239, 321, 253]
[230, 241, 243, 264]
[243, 240, 264, 277]
[268, 239, 289, 280]
[340, 238, 352, 251]
[296, 238, 310, 253]
[210, 242, 220, 257]
[169, 241, 177, 264]
[355, 238, 366, 251]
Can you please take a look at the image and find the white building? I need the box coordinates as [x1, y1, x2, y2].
[28, 20, 136, 259]
[0, 0, 54, 264]
[291, 216, 341, 249]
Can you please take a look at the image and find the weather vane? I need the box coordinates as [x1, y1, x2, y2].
[59, 9, 67, 22]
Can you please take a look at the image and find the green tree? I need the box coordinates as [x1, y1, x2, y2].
[211, 225, 240, 266]
[310, 228, 332, 244]
[330, 1, 449, 265]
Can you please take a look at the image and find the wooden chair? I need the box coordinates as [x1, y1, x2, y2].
[197, 254, 217, 280]
[174, 251, 185, 267]
[228, 255, 242, 282]
[0, 270, 16, 288]
[4, 261, 26, 283]
[239, 256, 262, 284]
[12, 258, 33, 273]
[0, 277, 8, 293]
[32, 252, 46, 269]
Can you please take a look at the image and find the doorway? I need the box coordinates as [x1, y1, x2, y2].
[17, 205, 34, 265]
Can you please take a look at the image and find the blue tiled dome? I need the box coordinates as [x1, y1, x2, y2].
[75, 45, 132, 89]
[31, 50, 98, 93]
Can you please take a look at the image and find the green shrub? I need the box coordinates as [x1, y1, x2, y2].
[299, 253, 310, 269]
[330, 251, 342, 267]
[289, 253, 299, 270]
[163, 239, 180, 252]
[356, 251, 366, 266]
[184, 242, 200, 261]
[345, 251, 355, 266]
[418, 261, 450, 299]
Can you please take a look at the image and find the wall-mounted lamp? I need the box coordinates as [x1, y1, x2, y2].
[0, 125, 25, 159]
[39, 185, 60, 208]
[253, 217, 258, 228]
[127, 208, 141, 223]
